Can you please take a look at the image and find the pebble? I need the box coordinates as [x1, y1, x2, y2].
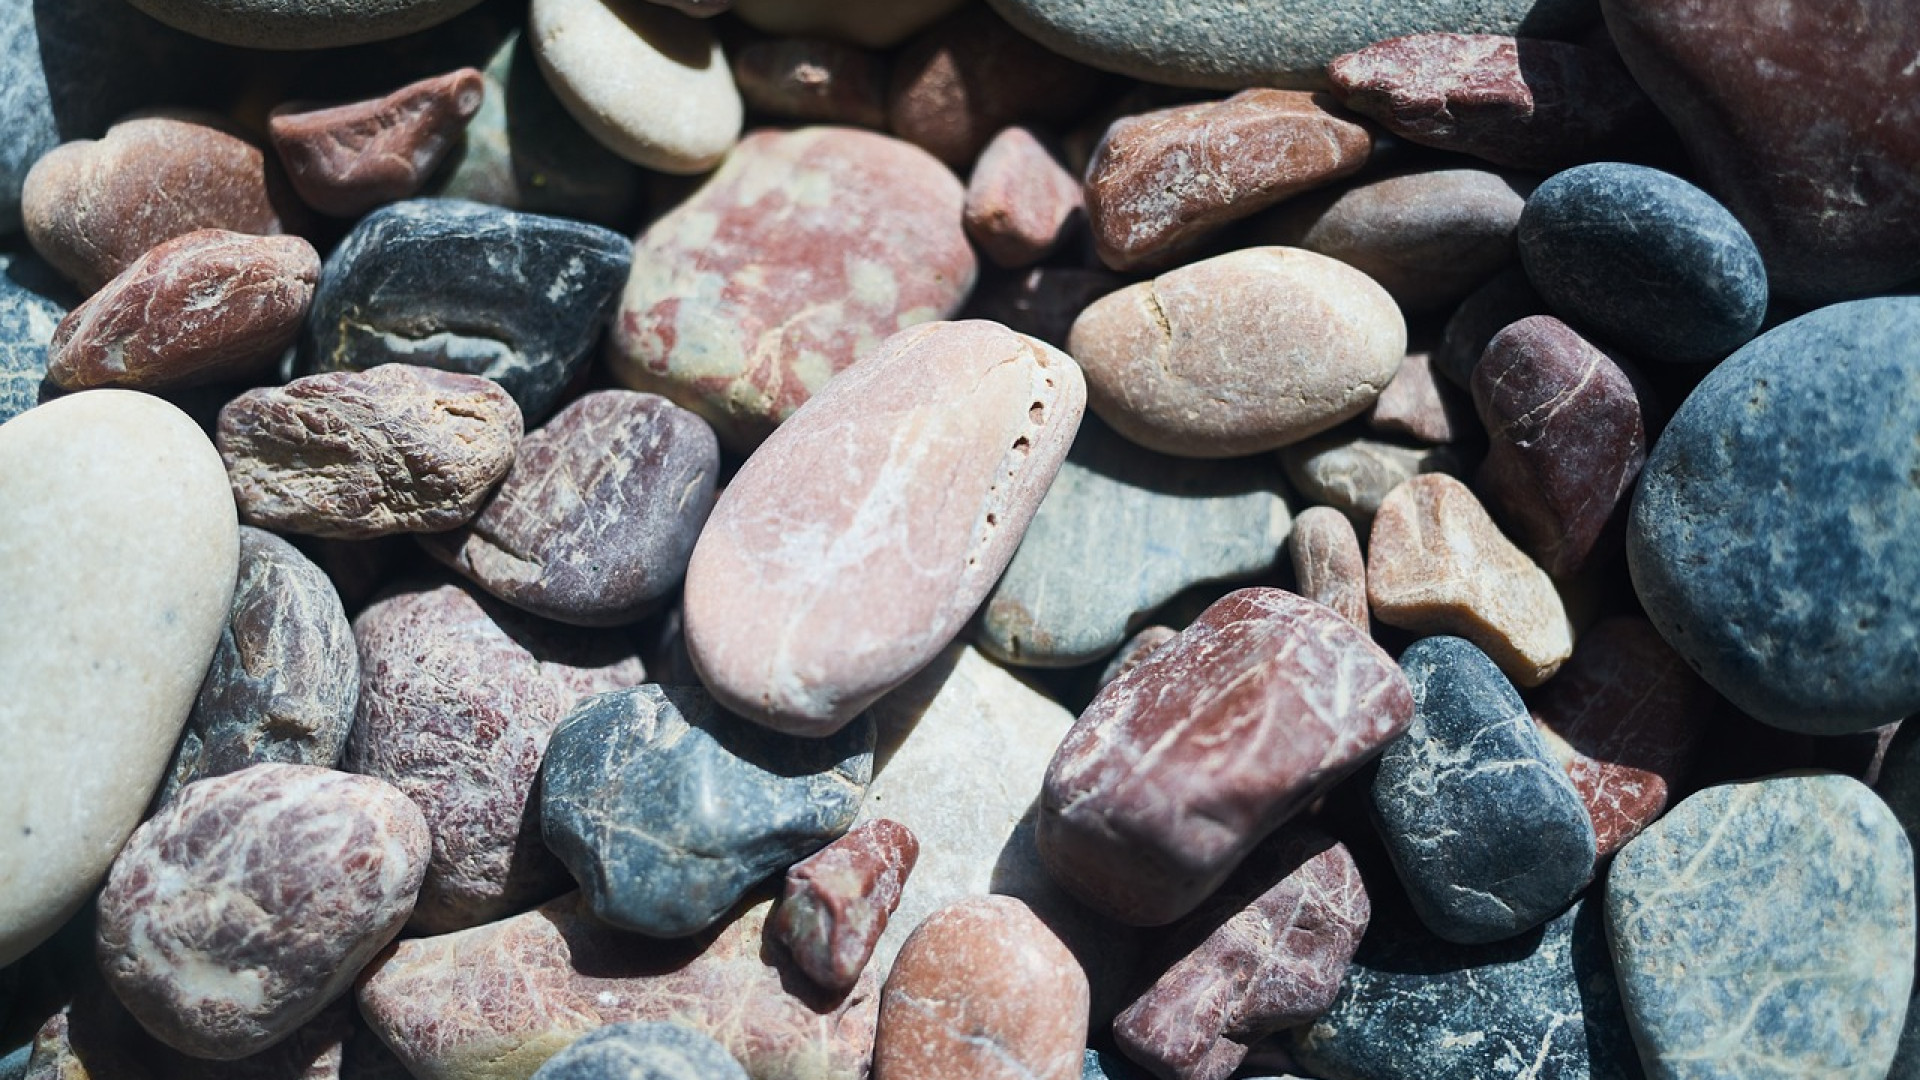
[1368, 473, 1573, 686]
[873, 895, 1087, 1080]
[1279, 429, 1459, 528]
[1607, 774, 1915, 1079]
[963, 127, 1085, 269]
[1627, 296, 1920, 734]
[158, 526, 359, 806]
[420, 389, 719, 627]
[345, 580, 646, 934]
[1083, 91, 1372, 270]
[609, 127, 975, 451]
[217, 365, 524, 540]
[1288, 505, 1368, 629]
[1366, 352, 1470, 444]
[528, 1023, 747, 1080]
[978, 415, 1291, 668]
[1040, 587, 1413, 926]
[1432, 263, 1544, 386]
[46, 229, 320, 392]
[299, 198, 631, 422]
[771, 819, 920, 995]
[96, 763, 429, 1059]
[683, 320, 1082, 736]
[1519, 162, 1768, 364]
[730, 0, 965, 49]
[528, 0, 741, 174]
[1068, 247, 1406, 458]
[0, 249, 72, 424]
[732, 38, 888, 128]
[120, 0, 486, 49]
[0, 389, 238, 968]
[269, 68, 486, 218]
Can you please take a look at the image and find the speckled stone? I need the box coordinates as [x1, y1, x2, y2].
[1288, 506, 1368, 630]
[609, 127, 976, 451]
[1368, 352, 1470, 445]
[345, 580, 646, 934]
[1433, 263, 1544, 386]
[270, 69, 486, 217]
[121, 0, 484, 48]
[540, 684, 873, 938]
[159, 527, 358, 806]
[1372, 636, 1595, 944]
[1068, 247, 1406, 458]
[1627, 297, 1920, 734]
[731, 0, 965, 49]
[300, 199, 630, 421]
[772, 819, 919, 994]
[0, 250, 73, 424]
[96, 764, 428, 1059]
[1607, 774, 1915, 1079]
[1280, 430, 1459, 528]
[978, 416, 1291, 668]
[528, 1022, 746, 1080]
[1519, 163, 1766, 364]
[732, 39, 887, 128]
[964, 127, 1085, 269]
[1040, 587, 1413, 927]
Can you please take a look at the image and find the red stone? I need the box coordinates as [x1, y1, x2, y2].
[270, 69, 486, 218]
[964, 126, 1084, 269]
[1367, 351, 1472, 444]
[772, 819, 920, 994]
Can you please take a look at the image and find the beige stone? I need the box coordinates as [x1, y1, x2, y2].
[1290, 505, 1368, 629]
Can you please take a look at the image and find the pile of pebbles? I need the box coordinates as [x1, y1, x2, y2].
[1, 0, 1916, 1078]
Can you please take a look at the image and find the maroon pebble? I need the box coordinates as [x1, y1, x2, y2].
[270, 69, 487, 218]
[1367, 351, 1472, 444]
[963, 126, 1085, 269]
[773, 819, 921, 994]
[732, 38, 888, 128]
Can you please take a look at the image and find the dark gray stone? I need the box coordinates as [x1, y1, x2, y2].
[1371, 636, 1596, 944]
[1627, 297, 1920, 734]
[529, 1021, 748, 1080]
[1519, 162, 1767, 364]
[1606, 774, 1914, 1080]
[0, 248, 72, 424]
[300, 198, 630, 421]
[541, 684, 874, 939]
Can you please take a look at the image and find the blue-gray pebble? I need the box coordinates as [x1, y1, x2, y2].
[540, 683, 874, 939]
[0, 248, 74, 423]
[530, 1022, 748, 1080]
[1870, 723, 1920, 1080]
[1627, 297, 1920, 735]
[1606, 774, 1915, 1080]
[300, 198, 630, 421]
[1519, 163, 1766, 363]
[1371, 636, 1596, 944]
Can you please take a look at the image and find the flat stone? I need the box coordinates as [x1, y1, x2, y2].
[1328, 33, 1658, 171]
[964, 127, 1085, 269]
[1368, 473, 1573, 686]
[1471, 315, 1647, 578]
[1627, 297, 1920, 734]
[732, 39, 887, 128]
[1084, 91, 1372, 271]
[218, 365, 523, 540]
[345, 580, 646, 934]
[978, 415, 1291, 668]
[1280, 429, 1459, 528]
[771, 819, 919, 995]
[420, 390, 719, 627]
[158, 526, 358, 807]
[1433, 263, 1544, 386]
[270, 68, 486, 217]
[1040, 587, 1413, 926]
[1095, 625, 1177, 691]
[529, 1023, 746, 1080]
[873, 895, 1088, 1080]
[300, 198, 631, 422]
[683, 320, 1082, 736]
[47, 230, 319, 392]
[1520, 163, 1767, 364]
[120, 0, 484, 48]
[1288, 506, 1368, 630]
[731, 0, 965, 49]
[609, 127, 975, 451]
[1367, 352, 1470, 445]
[0, 390, 238, 968]
[0, 249, 73, 425]
[1069, 247, 1406, 458]
[1607, 774, 1915, 1079]
[963, 266, 1125, 350]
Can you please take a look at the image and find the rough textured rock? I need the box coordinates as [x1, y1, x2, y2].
[1607, 774, 1915, 1079]
[0, 249, 74, 424]
[1288, 506, 1368, 630]
[218, 365, 523, 540]
[1040, 587, 1412, 927]
[1084, 91, 1372, 271]
[96, 764, 428, 1059]
[873, 896, 1087, 1080]
[732, 39, 887, 128]
[421, 390, 719, 627]
[46, 229, 319, 392]
[1368, 352, 1471, 444]
[270, 68, 486, 217]
[301, 199, 631, 421]
[120, 0, 485, 48]
[1280, 430, 1459, 528]
[345, 580, 646, 934]
[159, 527, 358, 806]
[1627, 297, 1920, 734]
[963, 266, 1124, 350]
[0, 390, 238, 968]
[528, 1023, 747, 1080]
[1068, 247, 1405, 458]
[772, 819, 919, 995]
[609, 127, 975, 451]
[1368, 473, 1572, 686]
[683, 320, 1083, 736]
[963, 127, 1085, 269]
[731, 0, 965, 49]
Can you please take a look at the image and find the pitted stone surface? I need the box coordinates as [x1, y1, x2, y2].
[772, 819, 919, 995]
[527, 1022, 747, 1080]
[270, 68, 486, 217]
[1288, 506, 1368, 630]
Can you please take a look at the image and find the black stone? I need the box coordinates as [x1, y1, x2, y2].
[529, 1022, 747, 1080]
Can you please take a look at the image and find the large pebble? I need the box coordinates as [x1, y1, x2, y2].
[1068, 247, 1405, 458]
[121, 0, 484, 48]
[269, 69, 486, 217]
[0, 249, 72, 424]
[771, 819, 919, 995]
[0, 389, 237, 967]
[529, 1023, 747, 1080]
[684, 320, 1082, 736]
[1627, 297, 1920, 734]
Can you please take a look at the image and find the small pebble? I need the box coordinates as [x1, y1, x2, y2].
[732, 38, 888, 128]
[1366, 352, 1470, 446]
[269, 68, 487, 217]
[964, 126, 1085, 269]
[772, 819, 920, 994]
[1280, 429, 1458, 528]
[528, 1022, 747, 1080]
[1288, 505, 1368, 629]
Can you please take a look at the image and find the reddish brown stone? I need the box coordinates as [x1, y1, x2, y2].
[732, 38, 888, 128]
[963, 127, 1085, 269]
[873, 895, 1087, 1080]
[963, 265, 1124, 349]
[1114, 827, 1368, 1080]
[217, 365, 523, 540]
[1084, 91, 1373, 271]
[1289, 506, 1367, 630]
[1096, 624, 1178, 691]
[1327, 33, 1659, 171]
[1472, 315, 1648, 579]
[1367, 352, 1472, 444]
[269, 69, 486, 218]
[1039, 587, 1412, 927]
[46, 230, 319, 392]
[772, 819, 920, 994]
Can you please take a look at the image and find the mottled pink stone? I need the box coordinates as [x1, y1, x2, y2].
[269, 69, 486, 218]
[772, 819, 920, 994]
[963, 126, 1084, 269]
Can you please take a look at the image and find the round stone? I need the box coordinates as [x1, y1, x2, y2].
[120, 0, 486, 49]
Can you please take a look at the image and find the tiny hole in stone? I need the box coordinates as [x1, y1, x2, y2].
[1029, 401, 1045, 424]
